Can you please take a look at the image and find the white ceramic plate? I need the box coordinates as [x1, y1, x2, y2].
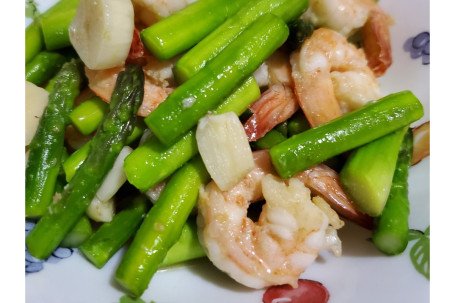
[25, 0, 430, 302]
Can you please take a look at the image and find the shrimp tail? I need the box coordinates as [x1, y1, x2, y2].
[296, 164, 374, 230]
[244, 84, 300, 141]
[361, 6, 392, 77]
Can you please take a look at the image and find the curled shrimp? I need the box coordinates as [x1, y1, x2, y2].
[197, 150, 342, 289]
[243, 84, 300, 141]
[295, 164, 374, 229]
[85, 27, 175, 117]
[302, 0, 392, 76]
[290, 27, 380, 127]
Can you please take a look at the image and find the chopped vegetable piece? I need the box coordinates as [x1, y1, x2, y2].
[145, 13, 289, 146]
[196, 112, 255, 191]
[39, 0, 80, 50]
[69, 96, 109, 135]
[160, 218, 206, 267]
[140, 0, 250, 61]
[26, 64, 144, 259]
[174, 0, 309, 82]
[124, 76, 260, 192]
[79, 196, 149, 268]
[115, 156, 210, 297]
[25, 51, 68, 86]
[26, 59, 85, 218]
[26, 20, 44, 64]
[86, 196, 115, 223]
[69, 0, 134, 69]
[25, 81, 49, 146]
[372, 129, 413, 255]
[287, 110, 310, 137]
[252, 129, 287, 150]
[340, 126, 408, 217]
[269, 91, 424, 179]
[60, 215, 93, 248]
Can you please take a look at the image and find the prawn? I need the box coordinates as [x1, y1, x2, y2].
[197, 150, 342, 289]
[294, 164, 374, 230]
[290, 27, 381, 127]
[243, 84, 300, 142]
[85, 28, 175, 117]
[302, 0, 392, 76]
[132, 0, 197, 26]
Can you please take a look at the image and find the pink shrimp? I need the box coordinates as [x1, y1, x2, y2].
[290, 28, 381, 127]
[197, 150, 342, 289]
[243, 84, 300, 141]
[85, 27, 175, 117]
[294, 164, 374, 230]
[303, 0, 392, 77]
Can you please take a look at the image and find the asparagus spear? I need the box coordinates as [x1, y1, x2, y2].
[26, 59, 85, 218]
[25, 20, 44, 64]
[39, 0, 80, 50]
[79, 196, 149, 268]
[340, 127, 408, 217]
[60, 215, 93, 248]
[62, 120, 146, 182]
[124, 76, 260, 192]
[141, 0, 250, 61]
[269, 91, 424, 179]
[115, 156, 210, 297]
[69, 96, 109, 135]
[372, 129, 413, 255]
[174, 0, 309, 83]
[160, 218, 206, 267]
[26, 64, 144, 260]
[25, 51, 68, 86]
[145, 13, 289, 146]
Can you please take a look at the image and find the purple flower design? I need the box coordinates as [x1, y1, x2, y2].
[404, 31, 430, 65]
[25, 221, 75, 274]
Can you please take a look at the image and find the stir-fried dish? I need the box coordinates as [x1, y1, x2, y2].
[25, 0, 430, 301]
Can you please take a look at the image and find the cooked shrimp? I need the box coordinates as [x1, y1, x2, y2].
[85, 28, 175, 117]
[85, 66, 173, 117]
[197, 150, 342, 289]
[132, 0, 197, 26]
[294, 164, 374, 229]
[243, 84, 300, 141]
[302, 0, 392, 76]
[290, 28, 380, 127]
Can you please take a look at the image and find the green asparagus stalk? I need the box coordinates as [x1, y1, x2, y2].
[26, 59, 85, 218]
[145, 13, 289, 146]
[62, 141, 91, 182]
[160, 218, 206, 267]
[39, 0, 80, 50]
[269, 91, 424, 179]
[26, 20, 44, 64]
[287, 110, 310, 137]
[252, 129, 287, 150]
[69, 96, 110, 135]
[79, 196, 149, 268]
[141, 0, 250, 61]
[62, 119, 146, 182]
[25, 51, 68, 86]
[26, 64, 144, 260]
[115, 156, 210, 297]
[124, 76, 260, 192]
[174, 0, 309, 83]
[340, 127, 408, 217]
[372, 129, 413, 255]
[60, 215, 93, 248]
